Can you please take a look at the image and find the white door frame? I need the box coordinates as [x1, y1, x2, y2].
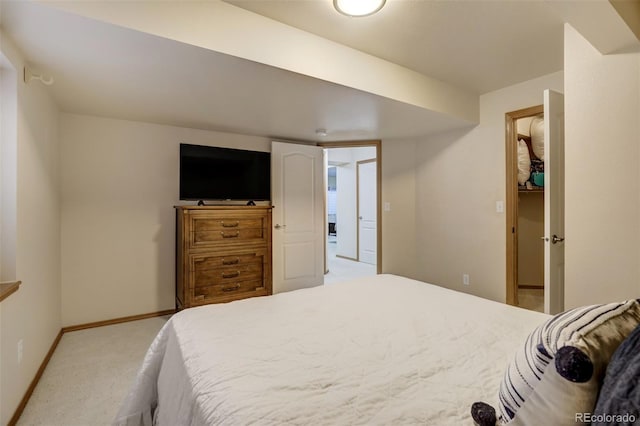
[318, 140, 382, 275]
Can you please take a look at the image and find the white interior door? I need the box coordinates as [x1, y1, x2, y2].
[358, 160, 376, 265]
[544, 90, 565, 314]
[271, 141, 324, 293]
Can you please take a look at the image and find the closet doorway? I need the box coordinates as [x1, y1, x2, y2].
[506, 105, 544, 312]
[505, 90, 565, 315]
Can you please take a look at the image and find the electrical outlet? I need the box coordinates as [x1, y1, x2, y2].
[384, 202, 391, 212]
[463, 274, 470, 286]
[496, 201, 504, 213]
[17, 339, 23, 364]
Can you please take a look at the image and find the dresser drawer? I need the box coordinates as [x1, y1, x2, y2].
[192, 228, 265, 245]
[193, 217, 264, 232]
[192, 252, 263, 270]
[194, 262, 263, 287]
[193, 279, 265, 303]
[187, 211, 269, 249]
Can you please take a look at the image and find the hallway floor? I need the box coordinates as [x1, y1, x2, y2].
[324, 237, 376, 285]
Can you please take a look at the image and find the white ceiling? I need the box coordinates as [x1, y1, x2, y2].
[1, 0, 568, 142]
[225, 0, 566, 94]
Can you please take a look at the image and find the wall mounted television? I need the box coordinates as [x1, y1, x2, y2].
[180, 143, 271, 202]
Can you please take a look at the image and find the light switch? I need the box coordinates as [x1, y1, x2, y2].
[496, 201, 504, 213]
[384, 202, 391, 212]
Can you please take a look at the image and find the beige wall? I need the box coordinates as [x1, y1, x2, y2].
[60, 115, 427, 325]
[0, 35, 61, 424]
[408, 71, 563, 303]
[564, 24, 640, 307]
[517, 192, 544, 287]
[516, 115, 544, 287]
[60, 114, 425, 325]
[59, 114, 271, 326]
[380, 139, 418, 279]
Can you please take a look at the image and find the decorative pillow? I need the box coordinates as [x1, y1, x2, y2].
[471, 300, 640, 426]
[530, 115, 544, 160]
[592, 323, 640, 425]
[517, 139, 531, 185]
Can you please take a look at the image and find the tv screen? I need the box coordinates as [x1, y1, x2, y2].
[180, 144, 271, 201]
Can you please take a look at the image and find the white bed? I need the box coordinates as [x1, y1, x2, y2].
[114, 274, 548, 426]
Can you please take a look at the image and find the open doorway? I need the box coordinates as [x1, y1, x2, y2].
[319, 141, 380, 285]
[506, 105, 545, 312]
[506, 91, 565, 315]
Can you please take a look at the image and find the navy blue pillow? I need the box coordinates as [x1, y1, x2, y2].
[593, 323, 640, 426]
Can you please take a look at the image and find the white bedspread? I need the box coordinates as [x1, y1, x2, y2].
[114, 274, 548, 426]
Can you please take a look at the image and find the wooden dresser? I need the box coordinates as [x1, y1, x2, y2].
[175, 205, 272, 309]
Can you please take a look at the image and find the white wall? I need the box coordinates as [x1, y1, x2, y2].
[329, 148, 356, 259]
[336, 164, 356, 259]
[0, 35, 61, 424]
[564, 24, 640, 307]
[59, 114, 271, 326]
[404, 71, 563, 303]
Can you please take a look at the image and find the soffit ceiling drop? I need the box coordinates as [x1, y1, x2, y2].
[0, 0, 576, 142]
[225, 0, 566, 95]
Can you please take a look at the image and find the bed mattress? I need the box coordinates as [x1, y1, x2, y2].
[114, 274, 548, 425]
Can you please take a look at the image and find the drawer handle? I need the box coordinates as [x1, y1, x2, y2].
[221, 221, 239, 228]
[222, 258, 240, 265]
[222, 284, 241, 292]
[221, 231, 240, 238]
[222, 271, 240, 279]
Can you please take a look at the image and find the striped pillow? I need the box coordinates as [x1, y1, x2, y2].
[497, 300, 640, 425]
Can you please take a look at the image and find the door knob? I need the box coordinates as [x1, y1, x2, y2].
[359, 216, 363, 220]
[540, 236, 549, 242]
[552, 235, 565, 244]
[274, 224, 286, 229]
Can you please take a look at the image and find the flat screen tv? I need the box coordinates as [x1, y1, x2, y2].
[180, 143, 271, 201]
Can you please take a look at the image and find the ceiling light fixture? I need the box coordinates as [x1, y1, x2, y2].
[333, 0, 386, 17]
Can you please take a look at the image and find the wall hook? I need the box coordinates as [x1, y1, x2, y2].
[23, 67, 54, 86]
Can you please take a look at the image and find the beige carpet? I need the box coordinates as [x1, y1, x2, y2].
[17, 246, 374, 426]
[17, 316, 169, 426]
[518, 288, 544, 313]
